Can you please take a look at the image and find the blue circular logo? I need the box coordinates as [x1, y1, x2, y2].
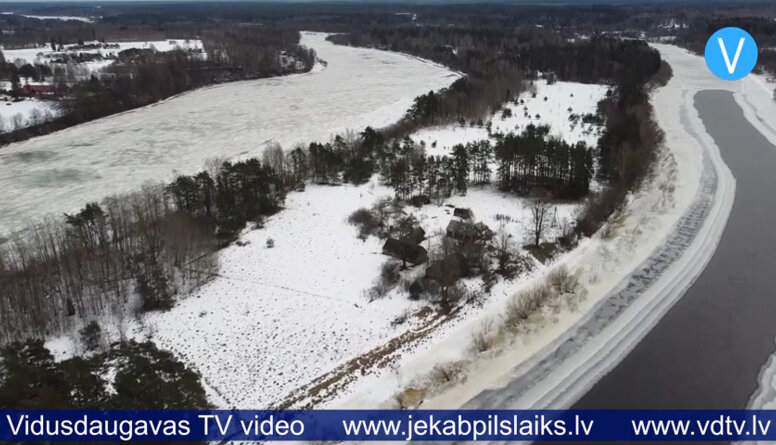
[705, 27, 758, 80]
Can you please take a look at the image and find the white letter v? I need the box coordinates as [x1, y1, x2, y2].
[718, 37, 746, 74]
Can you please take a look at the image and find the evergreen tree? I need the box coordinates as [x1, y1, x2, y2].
[452, 144, 469, 194]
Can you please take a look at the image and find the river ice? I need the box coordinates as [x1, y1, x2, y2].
[0, 32, 459, 236]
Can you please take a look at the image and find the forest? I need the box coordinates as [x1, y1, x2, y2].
[0, 339, 208, 410]
[0, 337, 209, 444]
[330, 20, 663, 232]
[375, 124, 593, 202]
[0, 157, 288, 343]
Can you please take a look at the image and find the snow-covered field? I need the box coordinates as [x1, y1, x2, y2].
[43, 176, 578, 408]
[1, 39, 204, 73]
[0, 32, 459, 237]
[136, 182, 402, 407]
[0, 97, 58, 130]
[1, 12, 95, 23]
[411, 80, 607, 156]
[125, 80, 597, 409]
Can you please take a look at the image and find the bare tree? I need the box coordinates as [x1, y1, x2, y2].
[495, 223, 516, 276]
[29, 108, 43, 127]
[11, 113, 23, 132]
[262, 143, 285, 178]
[529, 198, 552, 247]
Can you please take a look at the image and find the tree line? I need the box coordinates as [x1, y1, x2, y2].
[328, 16, 665, 238]
[0, 156, 287, 343]
[0, 26, 316, 145]
[0, 337, 209, 442]
[376, 124, 593, 202]
[494, 125, 593, 199]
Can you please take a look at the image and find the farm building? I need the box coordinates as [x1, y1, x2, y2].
[453, 207, 473, 220]
[20, 84, 55, 97]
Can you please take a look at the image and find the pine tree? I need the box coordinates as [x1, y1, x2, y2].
[452, 144, 469, 194]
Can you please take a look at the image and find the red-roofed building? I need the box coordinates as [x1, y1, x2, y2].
[20, 84, 55, 97]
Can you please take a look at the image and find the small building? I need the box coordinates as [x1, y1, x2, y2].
[453, 207, 473, 220]
[382, 238, 428, 266]
[20, 84, 54, 97]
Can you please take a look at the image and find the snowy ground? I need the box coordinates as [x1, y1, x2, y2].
[0, 32, 459, 237]
[142, 182, 578, 408]
[134, 181, 402, 407]
[411, 80, 607, 156]
[121, 82, 597, 409]
[0, 96, 58, 130]
[45, 176, 578, 408]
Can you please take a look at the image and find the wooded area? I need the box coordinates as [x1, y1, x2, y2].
[0, 337, 209, 444]
[330, 21, 663, 236]
[0, 155, 291, 342]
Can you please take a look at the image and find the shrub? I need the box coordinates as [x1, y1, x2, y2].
[430, 361, 464, 385]
[391, 309, 412, 328]
[79, 321, 102, 352]
[471, 319, 499, 353]
[266, 238, 275, 248]
[136, 263, 174, 313]
[481, 259, 498, 293]
[381, 262, 401, 287]
[364, 261, 402, 301]
[348, 208, 380, 239]
[504, 284, 555, 329]
[442, 284, 466, 305]
[548, 265, 580, 294]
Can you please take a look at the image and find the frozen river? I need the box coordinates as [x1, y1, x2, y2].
[569, 91, 776, 411]
[0, 32, 459, 236]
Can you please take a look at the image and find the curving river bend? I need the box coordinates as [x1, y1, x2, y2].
[0, 32, 459, 236]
